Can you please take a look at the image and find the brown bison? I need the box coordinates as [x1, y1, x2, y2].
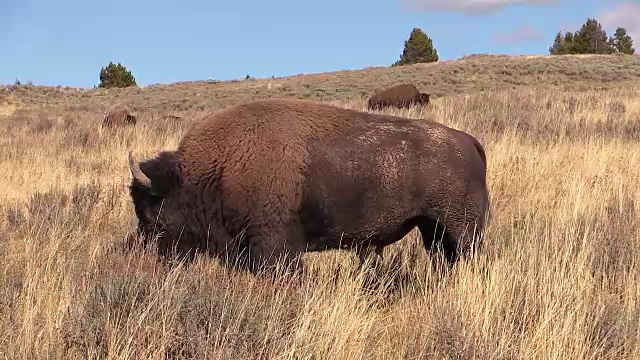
[102, 108, 137, 128]
[164, 114, 182, 121]
[127, 98, 489, 275]
[367, 83, 430, 110]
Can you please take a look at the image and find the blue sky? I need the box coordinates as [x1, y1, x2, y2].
[1, 0, 637, 88]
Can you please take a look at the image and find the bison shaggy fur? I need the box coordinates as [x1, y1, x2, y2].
[367, 83, 430, 111]
[128, 98, 489, 275]
[102, 108, 137, 128]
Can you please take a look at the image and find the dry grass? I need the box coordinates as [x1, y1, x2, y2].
[3, 53, 640, 116]
[1, 54, 640, 359]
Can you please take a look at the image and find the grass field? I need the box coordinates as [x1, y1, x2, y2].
[1, 54, 640, 359]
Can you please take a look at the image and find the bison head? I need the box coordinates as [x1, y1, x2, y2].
[418, 93, 431, 105]
[127, 150, 210, 259]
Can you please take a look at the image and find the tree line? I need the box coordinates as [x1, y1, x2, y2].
[549, 18, 634, 55]
[395, 17, 634, 67]
[88, 17, 635, 89]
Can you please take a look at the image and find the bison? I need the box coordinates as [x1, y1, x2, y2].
[127, 98, 489, 275]
[367, 83, 430, 111]
[164, 114, 182, 121]
[102, 108, 137, 128]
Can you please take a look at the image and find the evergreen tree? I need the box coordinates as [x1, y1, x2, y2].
[564, 32, 575, 53]
[393, 28, 439, 66]
[98, 62, 137, 88]
[609, 27, 635, 55]
[549, 32, 564, 55]
[549, 31, 578, 55]
[550, 32, 568, 54]
[571, 18, 613, 54]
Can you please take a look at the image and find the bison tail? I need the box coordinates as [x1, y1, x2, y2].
[483, 190, 492, 231]
[472, 139, 487, 167]
[470, 137, 491, 233]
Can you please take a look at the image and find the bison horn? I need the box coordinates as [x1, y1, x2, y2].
[128, 150, 152, 189]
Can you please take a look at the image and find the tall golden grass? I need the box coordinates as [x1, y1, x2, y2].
[0, 86, 639, 359]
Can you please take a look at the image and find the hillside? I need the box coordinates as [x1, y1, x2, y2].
[2, 53, 640, 117]
[1, 54, 640, 358]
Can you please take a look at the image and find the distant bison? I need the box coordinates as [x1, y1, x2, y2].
[165, 115, 182, 121]
[102, 108, 137, 128]
[367, 83, 430, 110]
[127, 98, 489, 275]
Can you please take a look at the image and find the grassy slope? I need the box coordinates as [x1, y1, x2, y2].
[0, 54, 639, 359]
[3, 53, 640, 115]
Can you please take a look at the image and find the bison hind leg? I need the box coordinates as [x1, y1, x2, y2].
[415, 216, 460, 268]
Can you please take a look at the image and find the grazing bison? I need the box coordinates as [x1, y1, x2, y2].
[102, 108, 137, 128]
[367, 83, 430, 111]
[127, 98, 489, 275]
[164, 115, 182, 121]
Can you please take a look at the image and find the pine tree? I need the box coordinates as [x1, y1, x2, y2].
[564, 32, 575, 53]
[610, 27, 635, 55]
[549, 32, 564, 55]
[549, 31, 578, 55]
[98, 62, 137, 88]
[571, 18, 613, 54]
[392, 28, 439, 66]
[550, 32, 567, 55]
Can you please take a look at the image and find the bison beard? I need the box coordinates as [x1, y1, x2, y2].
[127, 98, 489, 276]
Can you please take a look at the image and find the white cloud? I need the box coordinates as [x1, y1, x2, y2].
[495, 25, 544, 43]
[402, 0, 559, 14]
[599, 2, 640, 46]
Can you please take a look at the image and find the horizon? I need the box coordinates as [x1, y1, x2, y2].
[1, 0, 638, 89]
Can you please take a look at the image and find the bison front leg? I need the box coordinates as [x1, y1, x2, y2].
[245, 224, 305, 278]
[214, 229, 255, 272]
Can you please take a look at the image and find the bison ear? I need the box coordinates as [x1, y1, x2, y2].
[128, 151, 153, 190]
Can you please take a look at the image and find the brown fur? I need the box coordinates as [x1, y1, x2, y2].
[367, 83, 430, 110]
[128, 98, 489, 275]
[102, 108, 137, 128]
